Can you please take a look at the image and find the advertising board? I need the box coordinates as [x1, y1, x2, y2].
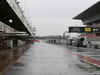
[11, 28, 15, 32]
[69, 27, 100, 33]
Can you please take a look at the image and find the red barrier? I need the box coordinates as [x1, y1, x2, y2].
[34, 40, 39, 42]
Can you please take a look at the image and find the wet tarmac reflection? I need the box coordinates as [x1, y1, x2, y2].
[0, 44, 31, 75]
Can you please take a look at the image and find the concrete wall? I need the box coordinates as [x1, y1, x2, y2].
[60, 39, 67, 45]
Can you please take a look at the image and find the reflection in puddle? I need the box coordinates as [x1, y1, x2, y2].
[13, 63, 25, 66]
[0, 44, 31, 75]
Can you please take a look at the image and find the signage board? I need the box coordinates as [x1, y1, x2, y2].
[3, 25, 6, 31]
[69, 27, 100, 33]
[92, 27, 100, 32]
[6, 25, 11, 33]
[11, 28, 15, 32]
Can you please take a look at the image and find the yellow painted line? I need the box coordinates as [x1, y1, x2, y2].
[18, 56, 23, 62]
[5, 56, 13, 62]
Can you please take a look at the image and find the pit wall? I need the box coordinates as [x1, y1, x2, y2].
[46, 38, 100, 49]
[87, 41, 100, 49]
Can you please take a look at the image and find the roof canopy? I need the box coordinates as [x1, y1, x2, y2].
[73, 1, 100, 21]
[0, 0, 32, 35]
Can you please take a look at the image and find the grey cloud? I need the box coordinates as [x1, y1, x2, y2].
[18, 0, 98, 36]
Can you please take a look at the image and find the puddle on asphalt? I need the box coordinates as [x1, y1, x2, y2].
[13, 63, 25, 66]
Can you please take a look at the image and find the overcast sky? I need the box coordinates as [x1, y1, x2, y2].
[18, 0, 99, 36]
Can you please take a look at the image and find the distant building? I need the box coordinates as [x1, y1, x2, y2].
[73, 1, 100, 38]
[33, 27, 36, 36]
[73, 1, 100, 48]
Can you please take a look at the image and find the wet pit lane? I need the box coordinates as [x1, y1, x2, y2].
[2, 42, 100, 75]
[0, 45, 31, 75]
